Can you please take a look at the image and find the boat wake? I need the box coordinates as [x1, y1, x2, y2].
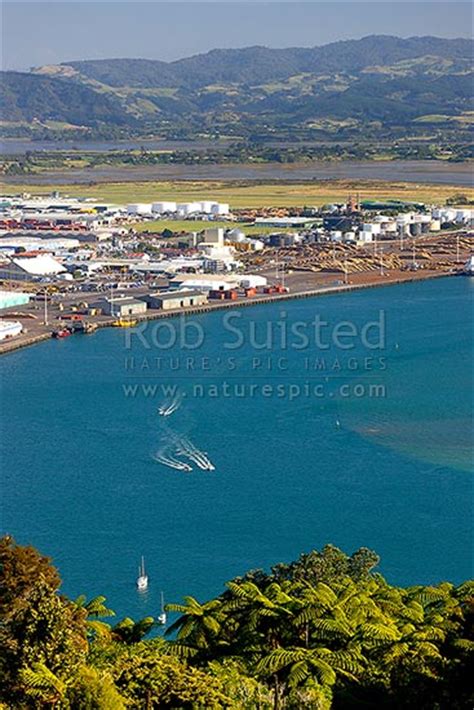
[175, 436, 215, 471]
[158, 393, 183, 417]
[153, 422, 216, 473]
[152, 450, 192, 471]
[153, 397, 216, 472]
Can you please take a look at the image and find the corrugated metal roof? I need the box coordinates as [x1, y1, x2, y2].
[153, 290, 205, 300]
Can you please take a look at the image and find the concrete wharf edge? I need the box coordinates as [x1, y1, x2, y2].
[0, 271, 457, 356]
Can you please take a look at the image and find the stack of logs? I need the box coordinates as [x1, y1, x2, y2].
[243, 233, 472, 274]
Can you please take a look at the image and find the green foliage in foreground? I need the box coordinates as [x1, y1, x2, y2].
[0, 536, 473, 709]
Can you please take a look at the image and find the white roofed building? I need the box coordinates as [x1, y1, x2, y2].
[239, 275, 267, 289]
[0, 320, 23, 341]
[0, 237, 80, 252]
[0, 254, 66, 281]
[0, 290, 30, 309]
[169, 273, 239, 292]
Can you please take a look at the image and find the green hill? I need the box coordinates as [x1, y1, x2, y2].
[62, 35, 474, 89]
[1, 35, 473, 140]
[0, 71, 133, 126]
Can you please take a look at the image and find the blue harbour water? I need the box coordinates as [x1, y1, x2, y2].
[0, 276, 472, 622]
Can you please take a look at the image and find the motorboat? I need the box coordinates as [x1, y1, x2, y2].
[52, 327, 71, 339]
[112, 318, 137, 327]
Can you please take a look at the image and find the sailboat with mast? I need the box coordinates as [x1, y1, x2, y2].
[158, 591, 167, 625]
[136, 556, 148, 591]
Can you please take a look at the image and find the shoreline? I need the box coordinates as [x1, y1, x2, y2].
[2, 159, 474, 188]
[0, 270, 457, 357]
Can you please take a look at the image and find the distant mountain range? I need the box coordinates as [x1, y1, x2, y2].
[1, 35, 473, 141]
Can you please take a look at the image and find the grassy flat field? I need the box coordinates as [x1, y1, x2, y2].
[134, 220, 282, 235]
[1, 179, 473, 208]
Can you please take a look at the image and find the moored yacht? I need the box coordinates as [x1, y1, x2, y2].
[158, 591, 167, 625]
[136, 556, 148, 591]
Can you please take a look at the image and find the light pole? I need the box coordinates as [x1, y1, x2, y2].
[43, 291, 49, 326]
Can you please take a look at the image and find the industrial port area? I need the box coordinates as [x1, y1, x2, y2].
[0, 190, 473, 353]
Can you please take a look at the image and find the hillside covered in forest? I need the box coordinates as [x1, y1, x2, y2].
[1, 35, 473, 142]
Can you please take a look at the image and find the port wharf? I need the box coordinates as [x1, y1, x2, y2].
[0, 270, 455, 357]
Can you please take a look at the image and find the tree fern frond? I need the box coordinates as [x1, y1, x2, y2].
[451, 638, 474, 651]
[256, 648, 305, 675]
[287, 660, 310, 687]
[312, 618, 352, 639]
[86, 619, 112, 639]
[379, 642, 410, 663]
[166, 641, 199, 658]
[175, 617, 197, 640]
[164, 602, 191, 614]
[411, 627, 445, 643]
[203, 615, 221, 635]
[308, 657, 337, 686]
[329, 649, 365, 675]
[415, 641, 442, 659]
[358, 623, 400, 644]
[19, 663, 65, 699]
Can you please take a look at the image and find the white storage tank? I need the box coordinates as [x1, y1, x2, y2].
[211, 203, 230, 216]
[127, 203, 153, 216]
[456, 209, 473, 223]
[412, 214, 431, 224]
[343, 231, 356, 242]
[177, 202, 201, 216]
[396, 216, 411, 234]
[152, 201, 177, 214]
[442, 209, 457, 222]
[362, 223, 381, 234]
[200, 201, 218, 214]
[330, 231, 343, 241]
[227, 228, 246, 242]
